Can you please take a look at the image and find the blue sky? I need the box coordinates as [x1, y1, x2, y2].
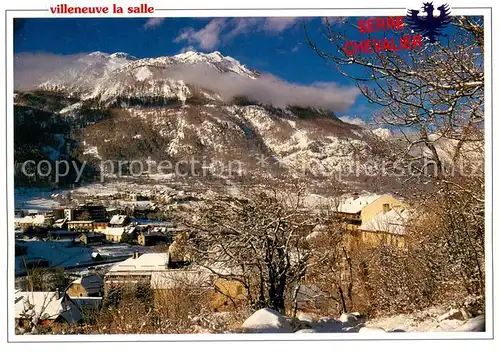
[13, 17, 395, 119]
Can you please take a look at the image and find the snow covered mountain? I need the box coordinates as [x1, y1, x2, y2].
[16, 50, 394, 186]
[39, 51, 256, 103]
[39, 51, 138, 94]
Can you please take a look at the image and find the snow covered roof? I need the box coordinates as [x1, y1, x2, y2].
[14, 240, 96, 276]
[15, 215, 46, 225]
[359, 209, 409, 235]
[109, 214, 128, 225]
[107, 253, 169, 274]
[70, 274, 103, 295]
[101, 227, 126, 237]
[337, 193, 382, 214]
[14, 291, 82, 324]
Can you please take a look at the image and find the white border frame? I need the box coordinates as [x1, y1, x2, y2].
[3, 3, 494, 343]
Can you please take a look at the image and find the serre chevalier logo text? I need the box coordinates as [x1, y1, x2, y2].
[343, 2, 452, 56]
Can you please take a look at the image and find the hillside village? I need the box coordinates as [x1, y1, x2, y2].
[14, 187, 433, 333]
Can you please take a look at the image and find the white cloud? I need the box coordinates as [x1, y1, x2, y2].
[175, 17, 306, 51]
[144, 18, 165, 29]
[223, 18, 262, 40]
[174, 18, 227, 50]
[262, 17, 301, 32]
[14, 52, 87, 90]
[157, 64, 359, 111]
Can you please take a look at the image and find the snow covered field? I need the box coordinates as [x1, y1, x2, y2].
[15, 188, 62, 212]
[15, 240, 142, 276]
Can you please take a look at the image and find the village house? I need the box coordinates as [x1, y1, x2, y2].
[151, 268, 247, 311]
[42, 213, 55, 227]
[50, 208, 66, 221]
[328, 192, 410, 250]
[79, 233, 106, 245]
[333, 192, 405, 231]
[14, 215, 48, 231]
[137, 231, 171, 246]
[150, 268, 214, 307]
[200, 259, 247, 310]
[136, 221, 177, 232]
[63, 208, 73, 221]
[357, 208, 409, 249]
[65, 204, 107, 222]
[65, 219, 107, 233]
[52, 217, 68, 229]
[46, 229, 79, 240]
[66, 274, 104, 298]
[93, 221, 109, 231]
[129, 193, 149, 202]
[67, 220, 95, 232]
[105, 252, 245, 310]
[109, 214, 130, 227]
[102, 227, 125, 243]
[104, 252, 173, 300]
[14, 291, 82, 326]
[101, 226, 136, 243]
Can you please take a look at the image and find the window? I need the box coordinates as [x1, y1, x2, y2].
[383, 203, 390, 213]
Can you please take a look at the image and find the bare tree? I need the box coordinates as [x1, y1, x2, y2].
[306, 16, 484, 176]
[306, 221, 354, 315]
[180, 188, 326, 314]
[305, 16, 485, 311]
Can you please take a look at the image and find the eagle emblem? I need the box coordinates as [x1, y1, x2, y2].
[405, 2, 452, 42]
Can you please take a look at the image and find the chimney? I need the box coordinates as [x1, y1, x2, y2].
[352, 192, 360, 200]
[133, 251, 141, 259]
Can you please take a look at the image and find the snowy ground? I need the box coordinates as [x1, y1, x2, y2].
[237, 308, 485, 334]
[15, 188, 62, 212]
[363, 306, 471, 332]
[15, 182, 170, 213]
[15, 240, 142, 276]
